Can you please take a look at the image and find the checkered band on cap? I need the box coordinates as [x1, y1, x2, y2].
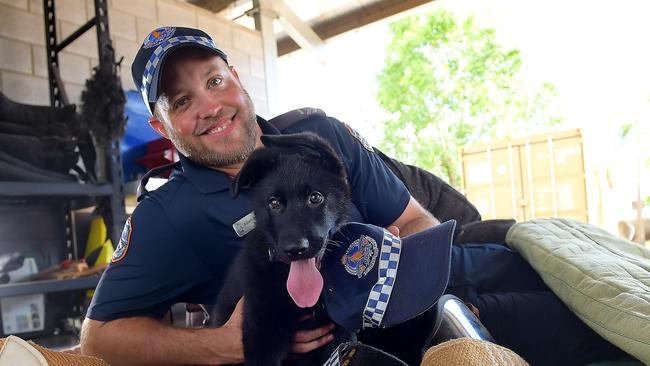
[362, 229, 401, 328]
[140, 35, 217, 104]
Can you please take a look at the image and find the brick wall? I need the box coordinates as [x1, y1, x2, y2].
[0, 0, 269, 117]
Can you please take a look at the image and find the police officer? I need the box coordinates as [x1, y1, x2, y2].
[80, 26, 438, 365]
[82, 26, 627, 366]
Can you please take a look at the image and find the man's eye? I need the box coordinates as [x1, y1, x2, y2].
[308, 192, 324, 205]
[268, 197, 281, 210]
[173, 97, 189, 110]
[208, 77, 223, 88]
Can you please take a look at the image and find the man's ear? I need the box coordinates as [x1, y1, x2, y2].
[229, 65, 240, 80]
[148, 116, 170, 139]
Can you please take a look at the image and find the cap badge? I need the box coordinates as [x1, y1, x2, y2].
[143, 27, 176, 49]
[341, 235, 378, 278]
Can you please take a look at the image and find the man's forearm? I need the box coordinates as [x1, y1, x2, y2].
[399, 212, 439, 237]
[80, 317, 242, 366]
[391, 196, 440, 237]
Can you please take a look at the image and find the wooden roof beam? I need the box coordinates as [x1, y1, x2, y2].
[184, 0, 238, 13]
[277, 0, 433, 56]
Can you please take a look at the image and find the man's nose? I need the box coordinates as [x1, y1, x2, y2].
[197, 92, 223, 120]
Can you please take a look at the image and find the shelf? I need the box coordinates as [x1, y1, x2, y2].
[0, 182, 113, 197]
[0, 276, 100, 297]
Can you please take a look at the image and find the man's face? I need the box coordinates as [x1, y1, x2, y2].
[150, 48, 260, 169]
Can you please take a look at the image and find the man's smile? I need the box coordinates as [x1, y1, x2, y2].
[197, 114, 237, 137]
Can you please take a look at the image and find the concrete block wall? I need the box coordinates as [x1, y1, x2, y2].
[0, 0, 269, 117]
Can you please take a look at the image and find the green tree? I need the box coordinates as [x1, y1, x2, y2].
[377, 10, 561, 187]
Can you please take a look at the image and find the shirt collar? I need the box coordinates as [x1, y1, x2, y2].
[179, 116, 279, 194]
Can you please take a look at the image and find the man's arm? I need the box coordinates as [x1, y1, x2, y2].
[80, 298, 334, 365]
[390, 196, 440, 237]
[80, 299, 245, 366]
[80, 318, 242, 366]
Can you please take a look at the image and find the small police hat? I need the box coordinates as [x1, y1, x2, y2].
[321, 220, 456, 329]
[131, 26, 228, 114]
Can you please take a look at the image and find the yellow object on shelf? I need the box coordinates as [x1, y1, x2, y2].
[84, 217, 114, 266]
[84, 217, 114, 299]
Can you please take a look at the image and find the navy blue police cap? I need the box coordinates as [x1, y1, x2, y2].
[321, 219, 456, 330]
[131, 26, 228, 114]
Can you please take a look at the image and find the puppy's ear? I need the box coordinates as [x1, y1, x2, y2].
[261, 133, 345, 175]
[231, 148, 276, 197]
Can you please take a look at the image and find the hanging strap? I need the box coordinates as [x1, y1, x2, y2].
[136, 160, 181, 201]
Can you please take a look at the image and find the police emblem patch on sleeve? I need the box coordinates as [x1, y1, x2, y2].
[341, 235, 378, 278]
[342, 123, 374, 152]
[111, 217, 132, 263]
[143, 27, 176, 49]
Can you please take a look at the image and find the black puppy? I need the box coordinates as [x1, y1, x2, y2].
[213, 133, 352, 366]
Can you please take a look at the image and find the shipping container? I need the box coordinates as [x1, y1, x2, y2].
[461, 129, 588, 222]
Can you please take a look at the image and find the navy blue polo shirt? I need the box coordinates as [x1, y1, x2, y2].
[87, 112, 410, 321]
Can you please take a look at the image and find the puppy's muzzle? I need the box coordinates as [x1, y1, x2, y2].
[283, 238, 309, 258]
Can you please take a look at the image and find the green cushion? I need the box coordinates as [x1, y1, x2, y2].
[506, 218, 650, 365]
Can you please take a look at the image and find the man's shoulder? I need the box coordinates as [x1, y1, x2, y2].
[270, 108, 338, 132]
[134, 173, 195, 219]
[279, 110, 375, 155]
[276, 108, 350, 144]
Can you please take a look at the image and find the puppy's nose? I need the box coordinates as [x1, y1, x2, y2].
[284, 238, 309, 258]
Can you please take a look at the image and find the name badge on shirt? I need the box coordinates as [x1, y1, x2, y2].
[233, 211, 256, 237]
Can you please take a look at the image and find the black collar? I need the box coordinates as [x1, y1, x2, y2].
[179, 116, 279, 194]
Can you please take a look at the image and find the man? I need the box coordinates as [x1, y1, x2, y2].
[80, 26, 438, 365]
[82, 26, 624, 366]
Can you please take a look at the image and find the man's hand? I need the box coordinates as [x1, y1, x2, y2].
[290, 316, 335, 354]
[386, 225, 400, 236]
[222, 299, 333, 363]
[218, 297, 245, 364]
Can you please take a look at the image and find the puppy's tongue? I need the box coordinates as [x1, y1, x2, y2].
[286, 258, 323, 308]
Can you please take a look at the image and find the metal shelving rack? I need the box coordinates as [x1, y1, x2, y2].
[42, 0, 127, 245]
[0, 277, 102, 298]
[0, 0, 126, 341]
[0, 182, 114, 197]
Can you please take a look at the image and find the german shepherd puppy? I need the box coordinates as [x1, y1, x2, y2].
[213, 133, 352, 366]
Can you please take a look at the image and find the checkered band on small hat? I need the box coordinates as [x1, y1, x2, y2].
[362, 229, 401, 328]
[324, 347, 341, 366]
[140, 35, 217, 103]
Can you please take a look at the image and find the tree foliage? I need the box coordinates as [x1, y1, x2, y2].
[377, 10, 561, 187]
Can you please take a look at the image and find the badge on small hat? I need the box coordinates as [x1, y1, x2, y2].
[341, 235, 378, 278]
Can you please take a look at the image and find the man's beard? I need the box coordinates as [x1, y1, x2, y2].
[168, 96, 258, 168]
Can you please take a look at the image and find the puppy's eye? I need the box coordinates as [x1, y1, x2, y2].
[268, 197, 281, 210]
[308, 192, 324, 205]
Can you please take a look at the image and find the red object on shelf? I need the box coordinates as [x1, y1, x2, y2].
[135, 138, 177, 178]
